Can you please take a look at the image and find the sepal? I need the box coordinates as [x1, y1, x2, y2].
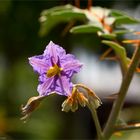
[21, 96, 46, 122]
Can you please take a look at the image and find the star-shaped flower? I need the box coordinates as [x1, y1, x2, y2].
[29, 41, 82, 96]
[21, 42, 101, 121]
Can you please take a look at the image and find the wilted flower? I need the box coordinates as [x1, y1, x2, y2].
[29, 41, 82, 96]
[62, 85, 102, 112]
[61, 87, 86, 112]
[21, 96, 45, 122]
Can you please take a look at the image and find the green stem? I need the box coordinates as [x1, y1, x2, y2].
[75, 84, 103, 139]
[103, 46, 140, 139]
[87, 103, 103, 140]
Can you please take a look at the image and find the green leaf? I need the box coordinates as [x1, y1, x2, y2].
[70, 24, 103, 33]
[111, 10, 128, 17]
[41, 4, 74, 16]
[115, 16, 140, 25]
[51, 10, 86, 20]
[102, 40, 129, 72]
[98, 33, 116, 39]
[113, 29, 132, 35]
[111, 10, 140, 25]
[39, 9, 87, 36]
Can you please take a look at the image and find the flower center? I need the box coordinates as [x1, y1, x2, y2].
[47, 64, 63, 78]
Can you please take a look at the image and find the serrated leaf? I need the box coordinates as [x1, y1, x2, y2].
[102, 40, 129, 72]
[39, 10, 87, 36]
[70, 24, 103, 33]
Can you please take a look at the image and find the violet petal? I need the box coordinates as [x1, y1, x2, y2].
[57, 76, 72, 96]
[29, 56, 49, 74]
[37, 77, 54, 96]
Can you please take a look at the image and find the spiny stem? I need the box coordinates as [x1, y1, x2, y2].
[103, 45, 140, 139]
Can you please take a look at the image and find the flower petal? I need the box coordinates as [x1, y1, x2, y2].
[56, 76, 73, 96]
[37, 77, 54, 96]
[62, 54, 83, 75]
[38, 74, 47, 84]
[43, 41, 66, 64]
[29, 55, 50, 74]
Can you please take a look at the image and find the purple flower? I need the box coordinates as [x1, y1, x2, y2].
[29, 41, 82, 96]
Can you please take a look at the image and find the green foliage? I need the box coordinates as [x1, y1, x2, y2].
[114, 16, 140, 25]
[70, 24, 102, 33]
[39, 4, 87, 36]
[98, 33, 116, 39]
[102, 40, 129, 72]
[39, 5, 140, 38]
[41, 4, 74, 16]
[113, 29, 132, 35]
[111, 10, 140, 25]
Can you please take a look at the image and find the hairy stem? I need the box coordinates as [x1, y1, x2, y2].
[103, 45, 140, 139]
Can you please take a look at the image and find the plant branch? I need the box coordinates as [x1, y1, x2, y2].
[115, 123, 140, 132]
[87, 103, 103, 140]
[103, 45, 140, 139]
[75, 84, 103, 139]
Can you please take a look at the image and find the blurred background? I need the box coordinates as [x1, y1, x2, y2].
[0, 0, 140, 139]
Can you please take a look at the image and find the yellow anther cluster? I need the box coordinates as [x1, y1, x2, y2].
[47, 64, 63, 77]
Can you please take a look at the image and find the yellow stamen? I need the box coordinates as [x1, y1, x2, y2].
[47, 64, 63, 77]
